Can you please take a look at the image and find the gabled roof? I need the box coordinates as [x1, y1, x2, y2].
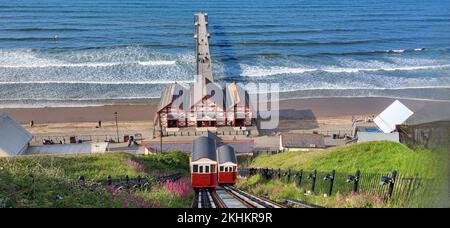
[281, 133, 326, 148]
[157, 83, 189, 112]
[189, 80, 225, 110]
[192, 136, 217, 162]
[226, 82, 248, 108]
[0, 113, 32, 156]
[217, 145, 237, 164]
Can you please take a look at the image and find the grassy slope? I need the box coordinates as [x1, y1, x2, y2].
[250, 141, 440, 177]
[238, 141, 447, 207]
[0, 152, 191, 208]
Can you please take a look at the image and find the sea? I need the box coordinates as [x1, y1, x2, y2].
[0, 0, 449, 107]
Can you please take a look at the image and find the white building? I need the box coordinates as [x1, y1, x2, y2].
[0, 113, 32, 157]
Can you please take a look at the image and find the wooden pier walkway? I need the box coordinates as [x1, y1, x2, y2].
[194, 12, 213, 83]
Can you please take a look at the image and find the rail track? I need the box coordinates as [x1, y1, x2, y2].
[193, 186, 286, 208]
[192, 189, 217, 208]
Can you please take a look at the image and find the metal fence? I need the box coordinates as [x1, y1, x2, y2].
[31, 133, 144, 145]
[241, 168, 439, 207]
[158, 129, 254, 137]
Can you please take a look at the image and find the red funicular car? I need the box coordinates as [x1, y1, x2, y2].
[190, 136, 217, 189]
[217, 145, 237, 185]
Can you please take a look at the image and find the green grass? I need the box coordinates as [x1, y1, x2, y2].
[236, 175, 387, 208]
[135, 151, 190, 175]
[250, 141, 441, 178]
[238, 141, 447, 208]
[0, 152, 192, 208]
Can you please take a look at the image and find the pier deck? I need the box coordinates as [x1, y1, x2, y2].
[194, 13, 213, 82]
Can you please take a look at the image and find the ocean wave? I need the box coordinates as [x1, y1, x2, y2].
[213, 28, 365, 36]
[276, 86, 450, 91]
[241, 64, 450, 77]
[0, 37, 71, 41]
[4, 28, 89, 32]
[0, 60, 177, 68]
[234, 39, 387, 47]
[0, 97, 157, 101]
[0, 80, 194, 85]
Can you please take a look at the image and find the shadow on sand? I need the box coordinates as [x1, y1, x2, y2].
[257, 109, 319, 135]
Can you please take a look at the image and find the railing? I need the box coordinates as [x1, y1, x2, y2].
[156, 129, 254, 138]
[240, 168, 439, 207]
[31, 133, 144, 145]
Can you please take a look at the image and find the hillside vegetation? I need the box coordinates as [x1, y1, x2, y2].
[238, 141, 447, 208]
[250, 141, 441, 177]
[0, 152, 192, 208]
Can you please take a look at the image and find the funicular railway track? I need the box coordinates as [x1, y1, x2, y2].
[193, 189, 217, 208]
[223, 185, 286, 208]
[193, 186, 286, 208]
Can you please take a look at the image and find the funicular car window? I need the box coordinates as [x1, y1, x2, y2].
[199, 166, 204, 173]
[205, 165, 210, 173]
[211, 165, 216, 172]
[220, 166, 224, 172]
[193, 165, 198, 173]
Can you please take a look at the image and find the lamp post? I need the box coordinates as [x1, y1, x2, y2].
[114, 112, 119, 143]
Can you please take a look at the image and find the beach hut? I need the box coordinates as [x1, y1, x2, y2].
[0, 113, 32, 157]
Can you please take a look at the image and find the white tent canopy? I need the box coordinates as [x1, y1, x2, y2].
[374, 100, 414, 133]
[0, 113, 32, 156]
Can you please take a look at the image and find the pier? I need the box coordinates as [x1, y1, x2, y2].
[194, 12, 213, 82]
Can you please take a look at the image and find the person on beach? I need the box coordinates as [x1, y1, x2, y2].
[30, 120, 34, 127]
[98, 121, 102, 128]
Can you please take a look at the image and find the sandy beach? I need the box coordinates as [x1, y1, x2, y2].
[1, 96, 448, 141]
[1, 96, 448, 124]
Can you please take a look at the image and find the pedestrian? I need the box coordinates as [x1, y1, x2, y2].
[30, 120, 34, 127]
[98, 120, 102, 128]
